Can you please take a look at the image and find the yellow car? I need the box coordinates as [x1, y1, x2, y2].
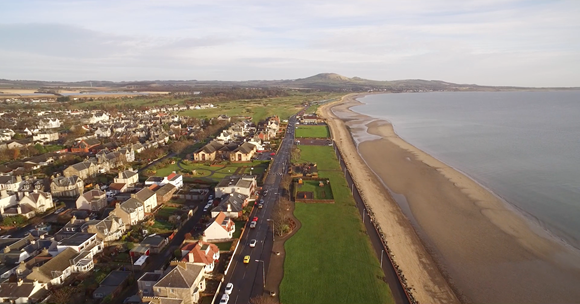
[243, 255, 251, 264]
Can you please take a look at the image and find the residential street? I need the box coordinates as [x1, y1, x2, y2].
[222, 115, 296, 304]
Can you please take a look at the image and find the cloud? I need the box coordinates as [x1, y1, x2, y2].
[0, 0, 579, 86]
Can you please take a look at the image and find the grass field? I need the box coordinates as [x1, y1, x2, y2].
[295, 125, 330, 138]
[281, 145, 393, 304]
[156, 206, 178, 219]
[296, 145, 341, 171]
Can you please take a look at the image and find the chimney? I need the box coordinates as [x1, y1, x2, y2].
[17, 278, 23, 286]
[17, 206, 22, 214]
[131, 194, 137, 199]
[70, 215, 77, 223]
[227, 203, 231, 212]
[188, 252, 194, 263]
[116, 202, 121, 209]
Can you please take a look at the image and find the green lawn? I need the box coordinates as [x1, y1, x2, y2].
[297, 145, 341, 171]
[295, 125, 330, 138]
[215, 241, 233, 251]
[156, 206, 178, 219]
[232, 221, 245, 239]
[151, 220, 174, 232]
[281, 146, 394, 304]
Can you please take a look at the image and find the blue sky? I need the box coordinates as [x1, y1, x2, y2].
[0, 0, 578, 86]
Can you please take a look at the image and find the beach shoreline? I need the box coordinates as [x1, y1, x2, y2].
[319, 93, 580, 304]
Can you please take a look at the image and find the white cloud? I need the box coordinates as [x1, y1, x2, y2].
[0, 0, 578, 86]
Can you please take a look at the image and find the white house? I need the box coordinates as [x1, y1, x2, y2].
[55, 233, 103, 259]
[214, 175, 257, 198]
[133, 187, 158, 213]
[202, 212, 235, 242]
[112, 199, 145, 226]
[0, 190, 18, 213]
[114, 170, 139, 187]
[0, 279, 48, 303]
[180, 241, 220, 273]
[37, 118, 61, 129]
[27, 247, 93, 286]
[18, 190, 54, 213]
[32, 131, 59, 143]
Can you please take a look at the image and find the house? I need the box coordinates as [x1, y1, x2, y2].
[84, 214, 125, 242]
[50, 175, 84, 197]
[210, 193, 248, 219]
[192, 141, 224, 162]
[131, 235, 168, 255]
[133, 187, 158, 213]
[38, 118, 61, 129]
[70, 138, 101, 153]
[55, 233, 103, 259]
[17, 190, 54, 213]
[76, 189, 107, 211]
[137, 270, 164, 297]
[0, 235, 37, 265]
[0, 279, 48, 304]
[0, 190, 19, 211]
[32, 131, 59, 143]
[92, 270, 131, 300]
[144, 176, 164, 187]
[180, 241, 220, 273]
[114, 170, 139, 187]
[155, 184, 177, 205]
[166, 172, 183, 189]
[2, 203, 36, 219]
[26, 247, 89, 285]
[112, 199, 145, 226]
[229, 142, 256, 162]
[63, 161, 98, 179]
[0, 175, 22, 192]
[202, 212, 235, 242]
[118, 147, 135, 162]
[214, 175, 257, 198]
[95, 127, 112, 138]
[88, 112, 110, 124]
[300, 113, 321, 124]
[144, 262, 205, 304]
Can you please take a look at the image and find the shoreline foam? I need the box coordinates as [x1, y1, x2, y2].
[319, 93, 580, 304]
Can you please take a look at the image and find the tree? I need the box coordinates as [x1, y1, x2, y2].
[11, 148, 20, 160]
[48, 286, 74, 304]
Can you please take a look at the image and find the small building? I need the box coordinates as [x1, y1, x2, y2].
[229, 142, 257, 162]
[0, 279, 48, 304]
[112, 199, 144, 227]
[131, 235, 168, 256]
[133, 187, 158, 213]
[214, 175, 257, 198]
[202, 212, 235, 242]
[155, 184, 177, 205]
[210, 193, 248, 219]
[114, 170, 139, 187]
[180, 241, 220, 273]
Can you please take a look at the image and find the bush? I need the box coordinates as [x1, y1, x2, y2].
[2, 215, 27, 227]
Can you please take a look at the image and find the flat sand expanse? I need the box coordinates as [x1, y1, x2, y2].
[319, 94, 580, 303]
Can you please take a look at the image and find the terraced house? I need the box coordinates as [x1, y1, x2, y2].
[50, 175, 84, 197]
[112, 198, 145, 226]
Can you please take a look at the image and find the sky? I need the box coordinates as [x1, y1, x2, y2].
[0, 0, 579, 87]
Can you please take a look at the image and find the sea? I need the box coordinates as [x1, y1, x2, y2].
[353, 91, 580, 249]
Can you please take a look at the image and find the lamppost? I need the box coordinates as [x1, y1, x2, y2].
[255, 259, 265, 288]
[267, 219, 274, 242]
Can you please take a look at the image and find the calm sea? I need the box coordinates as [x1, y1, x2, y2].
[354, 91, 580, 249]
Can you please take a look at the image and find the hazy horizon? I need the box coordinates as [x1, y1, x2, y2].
[1, 1, 579, 87]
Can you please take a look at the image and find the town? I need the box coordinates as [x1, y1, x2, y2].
[0, 98, 329, 304]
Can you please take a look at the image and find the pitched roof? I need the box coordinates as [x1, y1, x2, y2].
[26, 248, 79, 282]
[181, 241, 219, 266]
[120, 170, 138, 179]
[135, 187, 155, 202]
[155, 263, 204, 289]
[120, 198, 143, 213]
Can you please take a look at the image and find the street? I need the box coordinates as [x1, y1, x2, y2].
[222, 115, 297, 303]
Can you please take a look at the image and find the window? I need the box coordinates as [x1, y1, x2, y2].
[170, 289, 174, 293]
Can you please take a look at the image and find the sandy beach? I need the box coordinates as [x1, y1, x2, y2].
[319, 94, 580, 303]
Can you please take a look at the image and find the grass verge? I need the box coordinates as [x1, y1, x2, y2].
[281, 145, 394, 304]
[295, 125, 330, 138]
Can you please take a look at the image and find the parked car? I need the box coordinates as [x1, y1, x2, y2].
[257, 203, 263, 209]
[219, 293, 229, 304]
[243, 255, 251, 264]
[225, 283, 234, 295]
[249, 239, 257, 248]
[252, 217, 259, 222]
[250, 221, 257, 229]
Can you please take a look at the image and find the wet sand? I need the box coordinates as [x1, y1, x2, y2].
[319, 94, 580, 303]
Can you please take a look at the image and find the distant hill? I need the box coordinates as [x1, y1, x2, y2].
[1, 73, 576, 93]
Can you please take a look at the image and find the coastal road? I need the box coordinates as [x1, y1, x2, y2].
[222, 115, 297, 304]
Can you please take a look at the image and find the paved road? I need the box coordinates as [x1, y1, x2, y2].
[222, 115, 297, 304]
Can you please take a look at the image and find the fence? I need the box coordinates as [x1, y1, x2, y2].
[332, 141, 416, 304]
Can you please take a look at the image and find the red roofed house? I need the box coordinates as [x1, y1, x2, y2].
[202, 212, 235, 242]
[180, 241, 220, 273]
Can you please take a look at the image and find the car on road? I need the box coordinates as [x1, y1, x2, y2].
[249, 221, 257, 228]
[252, 216, 258, 222]
[219, 293, 229, 304]
[225, 283, 234, 295]
[243, 255, 251, 264]
[209, 194, 214, 200]
[257, 203, 263, 209]
[249, 239, 257, 248]
[54, 208, 64, 214]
